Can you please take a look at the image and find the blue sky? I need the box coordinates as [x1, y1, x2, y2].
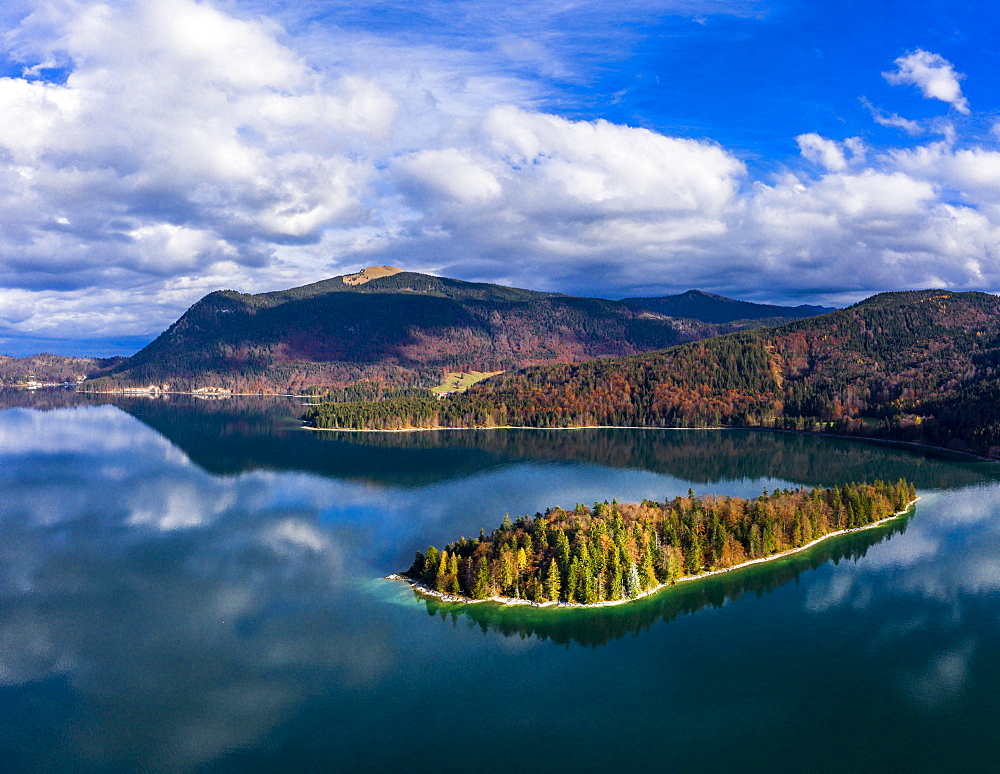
[1, 0, 999, 355]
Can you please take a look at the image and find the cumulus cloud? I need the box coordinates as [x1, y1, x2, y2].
[1, 1, 1000, 345]
[376, 105, 747, 291]
[0, 0, 396, 319]
[795, 133, 865, 172]
[883, 49, 970, 114]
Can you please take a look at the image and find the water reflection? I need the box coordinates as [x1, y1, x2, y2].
[2, 395, 1000, 772]
[0, 406, 396, 771]
[3, 389, 994, 491]
[802, 486, 1000, 712]
[416, 516, 912, 648]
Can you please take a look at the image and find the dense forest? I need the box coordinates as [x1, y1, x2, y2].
[82, 270, 786, 394]
[403, 480, 916, 605]
[307, 290, 1000, 457]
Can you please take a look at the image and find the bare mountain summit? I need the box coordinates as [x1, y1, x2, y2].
[342, 266, 403, 286]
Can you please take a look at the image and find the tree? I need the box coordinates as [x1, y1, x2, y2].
[423, 546, 440, 586]
[435, 551, 449, 592]
[545, 559, 562, 602]
[448, 553, 460, 594]
[625, 562, 642, 598]
[472, 557, 491, 599]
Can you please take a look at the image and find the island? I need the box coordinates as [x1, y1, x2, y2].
[392, 480, 918, 607]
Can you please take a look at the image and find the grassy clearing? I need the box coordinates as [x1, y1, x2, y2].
[430, 370, 504, 395]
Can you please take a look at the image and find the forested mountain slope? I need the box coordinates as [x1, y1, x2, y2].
[84, 269, 767, 393]
[307, 290, 1000, 457]
[621, 289, 835, 324]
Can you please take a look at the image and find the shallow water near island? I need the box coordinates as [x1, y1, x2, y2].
[2, 391, 999, 772]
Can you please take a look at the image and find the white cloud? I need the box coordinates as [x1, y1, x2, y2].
[891, 142, 1000, 208]
[395, 148, 502, 205]
[483, 106, 743, 214]
[861, 97, 923, 135]
[1, 2, 1000, 341]
[376, 105, 747, 292]
[883, 49, 970, 114]
[796, 133, 865, 172]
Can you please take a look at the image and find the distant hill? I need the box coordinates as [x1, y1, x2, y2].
[84, 269, 776, 394]
[622, 289, 835, 324]
[0, 354, 123, 387]
[307, 290, 1000, 458]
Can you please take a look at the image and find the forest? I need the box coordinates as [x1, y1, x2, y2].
[306, 290, 1000, 457]
[403, 480, 917, 605]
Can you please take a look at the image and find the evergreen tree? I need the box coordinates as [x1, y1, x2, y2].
[625, 562, 642, 598]
[423, 546, 440, 586]
[472, 557, 491, 599]
[545, 559, 562, 602]
[448, 553, 460, 594]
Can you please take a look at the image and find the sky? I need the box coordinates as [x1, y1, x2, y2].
[1, 0, 1000, 356]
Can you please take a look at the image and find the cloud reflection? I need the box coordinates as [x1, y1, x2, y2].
[0, 407, 396, 771]
[803, 487, 1000, 710]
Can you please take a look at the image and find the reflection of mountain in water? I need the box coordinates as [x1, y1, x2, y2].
[121, 395, 999, 490]
[419, 516, 911, 648]
[5, 391, 998, 492]
[328, 428, 999, 490]
[7, 390, 1000, 489]
[0, 386, 86, 411]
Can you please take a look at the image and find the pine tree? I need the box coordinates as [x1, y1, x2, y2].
[408, 550, 425, 578]
[472, 557, 491, 599]
[423, 546, 440, 585]
[435, 550, 449, 592]
[625, 562, 641, 598]
[448, 553, 460, 594]
[545, 559, 561, 602]
[567, 557, 581, 603]
[556, 529, 571, 585]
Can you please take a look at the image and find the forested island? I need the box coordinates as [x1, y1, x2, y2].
[396, 480, 917, 606]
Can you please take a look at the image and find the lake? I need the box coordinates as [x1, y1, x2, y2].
[1, 392, 998, 772]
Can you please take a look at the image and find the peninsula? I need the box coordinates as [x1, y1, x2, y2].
[304, 290, 1000, 460]
[394, 480, 917, 607]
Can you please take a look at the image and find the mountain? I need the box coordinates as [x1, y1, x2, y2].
[621, 289, 835, 324]
[306, 289, 1000, 458]
[85, 268, 776, 394]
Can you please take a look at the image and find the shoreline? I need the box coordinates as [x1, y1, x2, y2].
[388, 497, 920, 610]
[77, 389, 306, 398]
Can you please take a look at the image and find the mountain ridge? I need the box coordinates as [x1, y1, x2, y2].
[621, 289, 836, 324]
[84, 269, 791, 393]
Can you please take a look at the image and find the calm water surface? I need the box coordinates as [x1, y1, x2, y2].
[1, 392, 999, 772]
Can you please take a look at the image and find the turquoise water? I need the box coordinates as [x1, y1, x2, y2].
[1, 393, 998, 771]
